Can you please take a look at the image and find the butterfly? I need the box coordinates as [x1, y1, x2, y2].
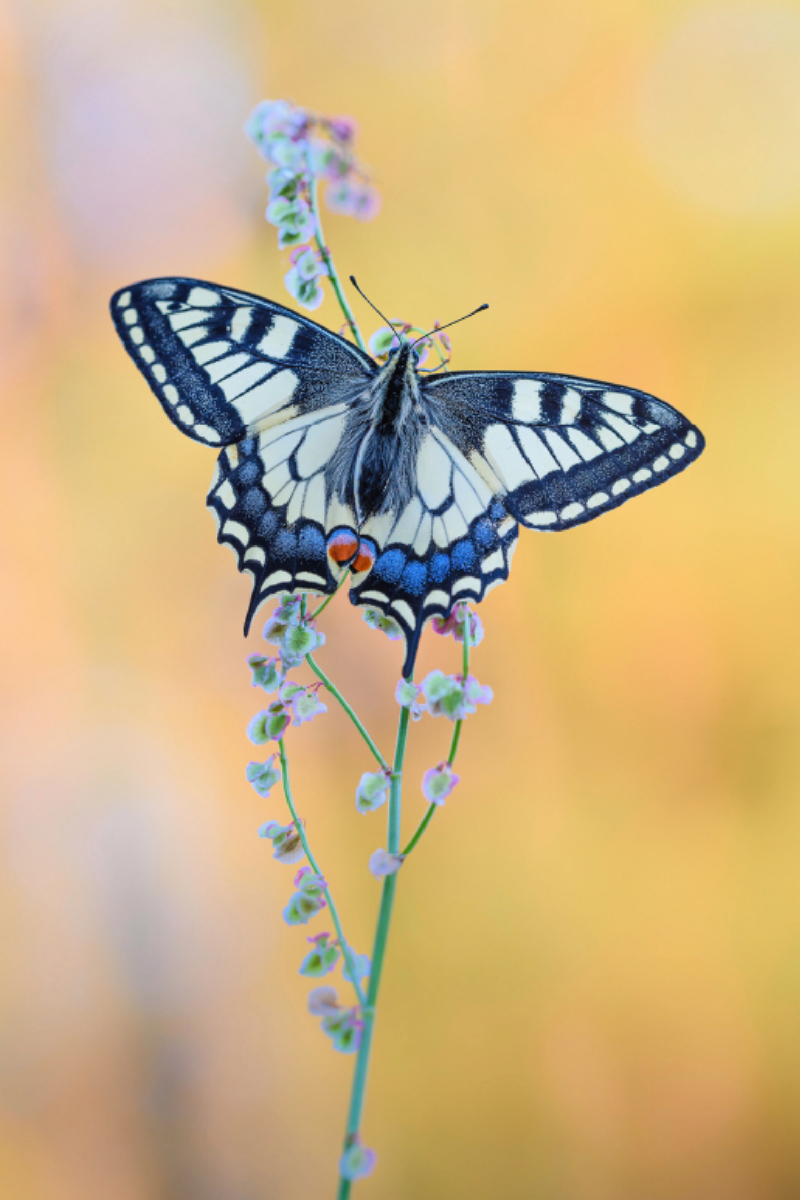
[110, 277, 705, 673]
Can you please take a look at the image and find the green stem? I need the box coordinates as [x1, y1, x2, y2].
[308, 574, 346, 622]
[447, 719, 463, 766]
[336, 704, 411, 1200]
[306, 172, 368, 355]
[401, 801, 435, 856]
[307, 654, 389, 770]
[400, 611, 473, 860]
[278, 739, 366, 1008]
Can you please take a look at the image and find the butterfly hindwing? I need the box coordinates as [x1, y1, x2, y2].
[207, 405, 362, 627]
[349, 426, 520, 663]
[110, 277, 374, 447]
[422, 370, 705, 531]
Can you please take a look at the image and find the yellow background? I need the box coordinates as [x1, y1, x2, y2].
[3, 1, 800, 1196]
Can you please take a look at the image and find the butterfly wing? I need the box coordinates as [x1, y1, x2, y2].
[348, 427, 520, 669]
[348, 368, 703, 673]
[110, 277, 374, 446]
[207, 402, 373, 628]
[422, 370, 705, 530]
[111, 277, 377, 618]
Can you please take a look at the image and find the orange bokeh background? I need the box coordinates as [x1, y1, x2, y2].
[3, 2, 800, 1197]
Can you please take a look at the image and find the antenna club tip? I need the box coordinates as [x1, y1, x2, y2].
[349, 274, 357, 286]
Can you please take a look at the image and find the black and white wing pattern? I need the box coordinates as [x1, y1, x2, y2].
[111, 277, 378, 620]
[111, 278, 705, 675]
[111, 277, 374, 446]
[343, 370, 704, 667]
[422, 370, 705, 531]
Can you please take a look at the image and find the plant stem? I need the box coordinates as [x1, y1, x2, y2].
[306, 172, 368, 355]
[401, 801, 435, 856]
[336, 703, 411, 1199]
[308, 574, 346, 622]
[307, 653, 389, 770]
[278, 739, 366, 1008]
[400, 612, 473, 859]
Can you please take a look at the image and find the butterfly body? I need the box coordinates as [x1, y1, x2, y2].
[111, 277, 704, 672]
[347, 343, 428, 523]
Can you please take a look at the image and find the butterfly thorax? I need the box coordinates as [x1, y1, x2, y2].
[342, 342, 428, 524]
[369, 343, 424, 431]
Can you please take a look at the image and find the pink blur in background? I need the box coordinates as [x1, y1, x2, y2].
[2, 1, 800, 1197]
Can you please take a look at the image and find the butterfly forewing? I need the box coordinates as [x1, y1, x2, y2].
[423, 370, 705, 531]
[110, 278, 374, 447]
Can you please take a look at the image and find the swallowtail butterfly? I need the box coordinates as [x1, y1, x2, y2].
[111, 278, 704, 672]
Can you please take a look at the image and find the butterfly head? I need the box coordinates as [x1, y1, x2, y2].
[380, 338, 421, 392]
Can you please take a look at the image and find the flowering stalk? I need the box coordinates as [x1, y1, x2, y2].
[308, 575, 347, 621]
[337, 701, 411, 1200]
[245, 100, 495, 1194]
[402, 608, 471, 857]
[278, 739, 367, 1008]
[306, 165, 367, 355]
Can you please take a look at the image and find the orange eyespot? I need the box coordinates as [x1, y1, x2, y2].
[326, 530, 359, 565]
[352, 540, 376, 574]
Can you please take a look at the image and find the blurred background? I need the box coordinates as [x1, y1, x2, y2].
[2, 0, 800, 1196]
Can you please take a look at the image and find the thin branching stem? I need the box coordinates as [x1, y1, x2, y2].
[401, 612, 472, 858]
[308, 574, 347, 622]
[278, 739, 366, 1008]
[307, 653, 389, 770]
[337, 701, 411, 1200]
[306, 170, 368, 355]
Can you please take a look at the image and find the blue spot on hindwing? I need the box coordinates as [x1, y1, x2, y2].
[400, 561, 427, 595]
[452, 541, 476, 570]
[299, 525, 326, 556]
[258, 511, 279, 541]
[373, 548, 406, 584]
[473, 518, 497, 551]
[241, 488, 267, 519]
[429, 553, 450, 584]
[273, 529, 296, 559]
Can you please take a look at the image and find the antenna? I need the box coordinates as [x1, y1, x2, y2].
[409, 304, 489, 350]
[349, 276, 400, 339]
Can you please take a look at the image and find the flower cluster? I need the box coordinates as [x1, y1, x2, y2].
[368, 321, 451, 370]
[395, 678, 426, 720]
[422, 762, 460, 806]
[284, 866, 328, 925]
[259, 819, 305, 864]
[238, 96, 504, 1193]
[247, 679, 327, 744]
[300, 932, 340, 978]
[368, 848, 404, 879]
[362, 607, 403, 641]
[355, 768, 392, 815]
[432, 599, 484, 646]
[340, 1135, 377, 1182]
[247, 654, 285, 692]
[245, 590, 378, 1071]
[395, 669, 493, 723]
[342, 951, 371, 984]
[248, 681, 327, 746]
[263, 593, 325, 668]
[420, 670, 493, 721]
[246, 99, 380, 310]
[246, 754, 281, 798]
[308, 987, 364, 1054]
